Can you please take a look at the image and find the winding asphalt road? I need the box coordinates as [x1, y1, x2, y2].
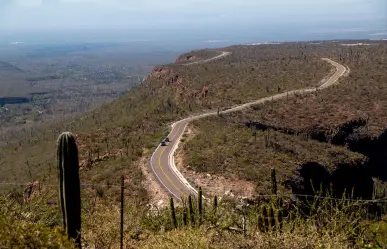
[149, 56, 348, 200]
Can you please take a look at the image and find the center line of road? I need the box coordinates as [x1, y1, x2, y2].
[158, 146, 185, 198]
[168, 124, 179, 140]
[169, 121, 184, 141]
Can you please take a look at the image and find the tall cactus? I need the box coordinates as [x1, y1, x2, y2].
[267, 205, 275, 231]
[275, 209, 283, 231]
[212, 195, 218, 214]
[275, 196, 283, 232]
[271, 168, 277, 195]
[260, 205, 268, 232]
[188, 195, 195, 225]
[257, 208, 265, 232]
[57, 132, 82, 248]
[182, 199, 188, 226]
[170, 197, 177, 229]
[198, 186, 203, 225]
[271, 168, 278, 209]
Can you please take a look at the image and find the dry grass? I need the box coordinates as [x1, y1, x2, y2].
[139, 227, 352, 249]
[1, 183, 386, 248]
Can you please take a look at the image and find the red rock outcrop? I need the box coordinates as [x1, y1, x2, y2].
[147, 66, 183, 86]
[145, 64, 210, 102]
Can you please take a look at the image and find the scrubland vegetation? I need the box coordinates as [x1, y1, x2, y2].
[1, 40, 387, 248]
[181, 40, 387, 199]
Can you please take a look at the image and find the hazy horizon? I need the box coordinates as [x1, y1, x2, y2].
[1, 0, 386, 47]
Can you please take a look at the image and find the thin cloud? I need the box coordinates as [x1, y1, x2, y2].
[1, 0, 385, 35]
[368, 32, 387, 36]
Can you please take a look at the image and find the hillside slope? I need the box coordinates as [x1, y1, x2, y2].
[1, 40, 387, 248]
[179, 41, 387, 200]
[0, 43, 331, 198]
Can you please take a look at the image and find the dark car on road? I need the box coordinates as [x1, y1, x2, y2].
[161, 141, 167, 146]
[165, 137, 170, 142]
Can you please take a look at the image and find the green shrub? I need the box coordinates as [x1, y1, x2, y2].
[0, 195, 76, 248]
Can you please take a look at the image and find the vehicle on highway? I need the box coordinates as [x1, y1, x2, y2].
[165, 137, 170, 142]
[161, 141, 167, 146]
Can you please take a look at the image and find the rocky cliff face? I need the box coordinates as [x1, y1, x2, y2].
[146, 64, 210, 103]
[147, 66, 183, 86]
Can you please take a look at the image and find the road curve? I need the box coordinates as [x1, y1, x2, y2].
[149, 57, 347, 200]
[183, 51, 232, 66]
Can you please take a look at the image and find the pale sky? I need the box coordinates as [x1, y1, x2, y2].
[0, 0, 386, 41]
